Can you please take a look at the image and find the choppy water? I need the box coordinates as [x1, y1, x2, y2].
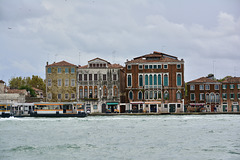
[0, 115, 240, 160]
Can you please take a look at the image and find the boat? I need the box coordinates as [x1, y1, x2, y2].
[0, 103, 12, 118]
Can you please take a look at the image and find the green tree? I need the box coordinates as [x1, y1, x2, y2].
[19, 85, 36, 97]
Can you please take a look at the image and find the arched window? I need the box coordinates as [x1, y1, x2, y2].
[79, 86, 83, 99]
[138, 91, 143, 100]
[210, 93, 215, 103]
[113, 86, 118, 97]
[154, 74, 157, 85]
[145, 75, 148, 85]
[164, 74, 168, 87]
[177, 73, 182, 86]
[127, 75, 132, 87]
[158, 74, 161, 86]
[158, 91, 162, 99]
[129, 91, 133, 100]
[164, 91, 169, 100]
[216, 93, 220, 103]
[154, 91, 157, 99]
[206, 93, 209, 103]
[89, 86, 93, 98]
[149, 91, 153, 99]
[176, 91, 182, 100]
[149, 75, 153, 85]
[94, 86, 98, 98]
[145, 91, 148, 99]
[139, 75, 143, 87]
[84, 86, 88, 98]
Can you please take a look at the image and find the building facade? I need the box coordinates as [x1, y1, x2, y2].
[125, 51, 185, 113]
[46, 61, 77, 102]
[187, 76, 221, 112]
[221, 77, 240, 112]
[77, 58, 125, 113]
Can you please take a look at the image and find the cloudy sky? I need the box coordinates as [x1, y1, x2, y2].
[0, 0, 240, 84]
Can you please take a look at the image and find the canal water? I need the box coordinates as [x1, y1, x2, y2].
[0, 115, 240, 160]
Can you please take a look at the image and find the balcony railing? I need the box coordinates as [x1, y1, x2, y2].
[144, 85, 162, 89]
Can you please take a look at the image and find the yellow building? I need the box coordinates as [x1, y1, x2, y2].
[46, 61, 77, 102]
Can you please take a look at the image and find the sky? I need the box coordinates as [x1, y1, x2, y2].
[0, 0, 240, 84]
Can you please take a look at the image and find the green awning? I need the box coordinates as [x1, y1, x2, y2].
[107, 102, 119, 105]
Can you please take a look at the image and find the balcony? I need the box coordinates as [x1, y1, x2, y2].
[144, 85, 162, 89]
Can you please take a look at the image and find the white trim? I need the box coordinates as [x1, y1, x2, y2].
[127, 73, 132, 88]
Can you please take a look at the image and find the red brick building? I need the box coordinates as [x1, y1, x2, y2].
[125, 51, 184, 113]
[187, 76, 221, 112]
[221, 77, 240, 112]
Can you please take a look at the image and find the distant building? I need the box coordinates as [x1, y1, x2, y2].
[187, 77, 221, 112]
[77, 58, 125, 113]
[46, 61, 77, 102]
[0, 80, 27, 103]
[221, 77, 240, 112]
[125, 51, 185, 113]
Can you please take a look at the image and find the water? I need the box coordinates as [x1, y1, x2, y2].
[0, 115, 240, 160]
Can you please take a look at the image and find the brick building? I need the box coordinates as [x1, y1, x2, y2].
[221, 77, 240, 112]
[46, 61, 77, 102]
[187, 76, 221, 112]
[77, 58, 125, 113]
[125, 51, 184, 113]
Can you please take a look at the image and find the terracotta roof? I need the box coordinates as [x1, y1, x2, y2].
[188, 77, 219, 83]
[78, 65, 88, 69]
[32, 87, 43, 92]
[88, 57, 111, 64]
[47, 61, 76, 67]
[108, 64, 123, 69]
[0, 80, 5, 83]
[222, 77, 240, 83]
[127, 51, 181, 63]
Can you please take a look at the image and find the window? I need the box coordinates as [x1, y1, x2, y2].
[177, 64, 181, 69]
[153, 65, 157, 69]
[138, 91, 143, 100]
[230, 84, 234, 89]
[94, 87, 98, 98]
[145, 75, 148, 85]
[139, 75, 143, 87]
[216, 94, 220, 103]
[177, 73, 182, 86]
[65, 68, 69, 74]
[93, 105, 98, 110]
[158, 65, 162, 69]
[129, 91, 133, 100]
[206, 94, 209, 103]
[79, 74, 82, 81]
[139, 65, 143, 70]
[215, 84, 219, 90]
[71, 93, 75, 99]
[158, 91, 161, 99]
[71, 67, 75, 73]
[145, 91, 148, 99]
[71, 79, 75, 86]
[205, 84, 210, 90]
[65, 94, 69, 100]
[113, 74, 117, 81]
[222, 93, 227, 99]
[127, 65, 132, 70]
[103, 74, 107, 81]
[80, 88, 83, 98]
[230, 93, 235, 99]
[190, 93, 195, 101]
[84, 87, 88, 98]
[89, 74, 92, 81]
[114, 86, 118, 97]
[190, 85, 195, 90]
[47, 68, 51, 73]
[154, 75, 157, 85]
[149, 65, 152, 69]
[164, 74, 168, 87]
[144, 65, 148, 69]
[65, 79, 69, 87]
[103, 86, 107, 97]
[84, 74, 87, 81]
[154, 91, 157, 99]
[210, 93, 215, 103]
[164, 64, 168, 69]
[58, 94, 62, 100]
[200, 93, 205, 101]
[199, 85, 204, 90]
[158, 74, 161, 86]
[149, 75, 153, 85]
[127, 74, 132, 87]
[176, 92, 181, 100]
[222, 84, 227, 89]
[58, 68, 61, 73]
[94, 74, 98, 81]
[58, 79, 62, 86]
[149, 91, 153, 99]
[238, 93, 240, 99]
[48, 79, 52, 87]
[89, 88, 93, 98]
[164, 104, 168, 108]
[164, 91, 169, 100]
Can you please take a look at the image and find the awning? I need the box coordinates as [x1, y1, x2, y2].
[131, 101, 144, 104]
[107, 102, 119, 105]
[145, 101, 162, 104]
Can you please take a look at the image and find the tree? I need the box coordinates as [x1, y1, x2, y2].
[19, 85, 36, 97]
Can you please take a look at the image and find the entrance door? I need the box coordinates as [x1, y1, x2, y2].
[102, 104, 106, 113]
[120, 105, 126, 113]
[169, 104, 176, 113]
[132, 105, 138, 113]
[211, 105, 215, 112]
[223, 105, 227, 112]
[150, 105, 157, 112]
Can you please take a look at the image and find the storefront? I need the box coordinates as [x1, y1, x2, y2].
[106, 102, 119, 113]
